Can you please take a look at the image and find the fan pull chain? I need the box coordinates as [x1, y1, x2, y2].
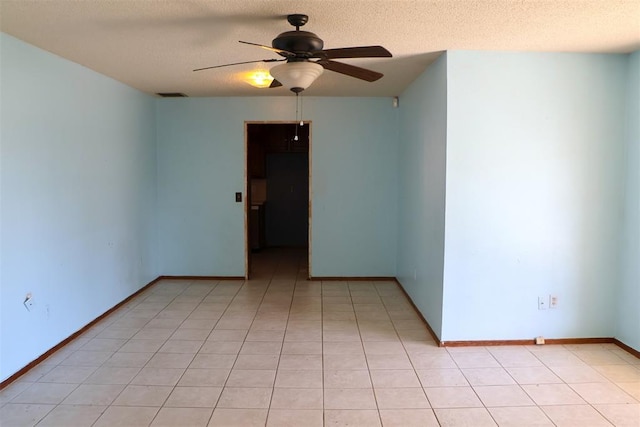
[300, 94, 304, 127]
[294, 93, 300, 141]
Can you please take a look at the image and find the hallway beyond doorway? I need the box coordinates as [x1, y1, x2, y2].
[250, 247, 309, 281]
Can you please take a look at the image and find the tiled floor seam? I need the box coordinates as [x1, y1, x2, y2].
[138, 279, 227, 427]
[351, 283, 383, 426]
[266, 272, 294, 426]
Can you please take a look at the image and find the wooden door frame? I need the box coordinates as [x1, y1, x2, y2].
[244, 121, 312, 280]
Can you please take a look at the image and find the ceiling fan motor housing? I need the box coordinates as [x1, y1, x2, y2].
[193, 12, 389, 88]
[272, 31, 324, 56]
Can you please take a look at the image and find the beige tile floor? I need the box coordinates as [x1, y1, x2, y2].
[1, 248, 639, 426]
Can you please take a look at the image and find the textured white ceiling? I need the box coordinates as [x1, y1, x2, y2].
[1, 0, 639, 97]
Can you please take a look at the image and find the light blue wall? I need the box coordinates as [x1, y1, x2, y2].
[442, 51, 628, 341]
[156, 97, 397, 277]
[617, 51, 640, 350]
[0, 34, 157, 381]
[396, 54, 447, 338]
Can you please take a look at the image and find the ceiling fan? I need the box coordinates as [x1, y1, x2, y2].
[193, 14, 392, 93]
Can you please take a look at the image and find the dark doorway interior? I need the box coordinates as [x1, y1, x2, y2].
[265, 152, 309, 246]
[246, 123, 310, 277]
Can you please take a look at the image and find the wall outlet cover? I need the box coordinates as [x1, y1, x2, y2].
[535, 336, 545, 345]
[538, 296, 547, 310]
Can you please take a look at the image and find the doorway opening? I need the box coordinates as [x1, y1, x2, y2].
[245, 122, 311, 280]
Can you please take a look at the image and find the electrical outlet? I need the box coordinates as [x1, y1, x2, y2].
[549, 295, 558, 309]
[535, 336, 545, 345]
[538, 296, 547, 310]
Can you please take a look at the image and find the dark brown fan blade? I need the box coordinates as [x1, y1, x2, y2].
[269, 79, 282, 88]
[239, 41, 295, 57]
[193, 58, 284, 72]
[317, 60, 383, 82]
[314, 46, 392, 59]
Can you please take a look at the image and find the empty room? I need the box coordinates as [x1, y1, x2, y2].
[1, 1, 639, 426]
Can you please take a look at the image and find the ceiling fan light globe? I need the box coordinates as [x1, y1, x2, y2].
[270, 62, 324, 92]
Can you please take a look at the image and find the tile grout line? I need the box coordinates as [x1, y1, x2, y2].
[109, 279, 237, 424]
[388, 287, 438, 420]
[34, 280, 195, 425]
[350, 280, 383, 425]
[149, 279, 223, 426]
[562, 344, 639, 425]
[265, 272, 295, 426]
[485, 347, 544, 426]
[107, 279, 213, 426]
[214, 275, 270, 420]
[19, 281, 173, 426]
